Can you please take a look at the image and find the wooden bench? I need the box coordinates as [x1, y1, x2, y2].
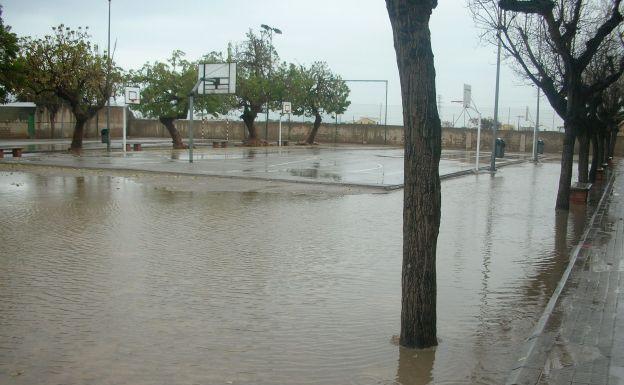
[570, 182, 592, 204]
[132, 143, 142, 151]
[0, 148, 23, 158]
[212, 141, 229, 148]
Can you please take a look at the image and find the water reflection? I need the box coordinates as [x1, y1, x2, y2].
[395, 346, 435, 385]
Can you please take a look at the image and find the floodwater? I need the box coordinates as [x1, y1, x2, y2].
[0, 162, 589, 384]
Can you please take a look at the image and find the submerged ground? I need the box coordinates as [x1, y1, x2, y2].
[0, 148, 591, 385]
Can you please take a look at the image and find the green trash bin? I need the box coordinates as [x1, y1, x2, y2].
[537, 139, 544, 154]
[495, 138, 506, 158]
[101, 128, 109, 144]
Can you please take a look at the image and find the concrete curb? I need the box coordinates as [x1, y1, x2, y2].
[505, 170, 617, 385]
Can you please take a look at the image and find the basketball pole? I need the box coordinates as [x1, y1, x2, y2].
[122, 104, 126, 153]
[188, 77, 205, 164]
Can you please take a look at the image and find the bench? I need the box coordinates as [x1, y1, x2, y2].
[212, 141, 229, 148]
[132, 143, 142, 151]
[570, 182, 592, 204]
[278, 140, 289, 146]
[0, 148, 23, 158]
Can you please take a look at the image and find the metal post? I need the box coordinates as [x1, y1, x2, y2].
[106, 0, 111, 152]
[189, 95, 194, 163]
[122, 105, 126, 153]
[476, 112, 482, 172]
[265, 30, 271, 142]
[278, 113, 282, 146]
[533, 87, 540, 162]
[384, 80, 388, 145]
[490, 10, 502, 172]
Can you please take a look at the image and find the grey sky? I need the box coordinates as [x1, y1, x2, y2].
[4, 0, 563, 129]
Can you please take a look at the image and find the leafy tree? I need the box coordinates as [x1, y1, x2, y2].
[386, 0, 441, 348]
[128, 50, 231, 149]
[0, 5, 20, 103]
[234, 29, 280, 144]
[279, 62, 350, 144]
[19, 25, 121, 151]
[17, 89, 63, 138]
[470, 0, 624, 209]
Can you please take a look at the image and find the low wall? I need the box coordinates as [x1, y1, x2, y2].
[127, 119, 578, 154]
[2, 112, 624, 156]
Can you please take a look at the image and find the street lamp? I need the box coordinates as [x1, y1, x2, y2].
[260, 24, 282, 141]
[106, 0, 111, 152]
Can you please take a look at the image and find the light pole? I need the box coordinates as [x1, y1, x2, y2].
[490, 8, 503, 172]
[260, 24, 282, 142]
[106, 0, 111, 152]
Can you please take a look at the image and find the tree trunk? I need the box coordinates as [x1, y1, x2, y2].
[387, 0, 441, 349]
[242, 107, 260, 144]
[304, 111, 322, 144]
[589, 132, 600, 183]
[159, 117, 186, 149]
[577, 129, 590, 183]
[609, 125, 618, 159]
[70, 116, 87, 151]
[50, 111, 57, 139]
[556, 123, 575, 210]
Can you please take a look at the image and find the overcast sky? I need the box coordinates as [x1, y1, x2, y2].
[3, 0, 563, 129]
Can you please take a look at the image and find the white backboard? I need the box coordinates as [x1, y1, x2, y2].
[198, 63, 237, 95]
[464, 84, 472, 108]
[463, 84, 471, 109]
[125, 86, 141, 104]
[282, 101, 292, 114]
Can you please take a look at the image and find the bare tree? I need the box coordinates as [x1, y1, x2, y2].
[470, 0, 624, 209]
[386, 0, 441, 349]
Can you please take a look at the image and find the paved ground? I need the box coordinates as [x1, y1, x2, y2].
[0, 142, 532, 189]
[508, 161, 624, 385]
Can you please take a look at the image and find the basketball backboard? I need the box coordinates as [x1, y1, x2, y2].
[125, 86, 141, 104]
[197, 63, 237, 95]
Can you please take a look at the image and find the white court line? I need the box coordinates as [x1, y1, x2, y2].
[268, 156, 320, 168]
[349, 163, 384, 173]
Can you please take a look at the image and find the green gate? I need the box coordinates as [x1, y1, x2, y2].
[27, 114, 35, 138]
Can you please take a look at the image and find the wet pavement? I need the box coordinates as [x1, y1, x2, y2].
[1, 145, 532, 188]
[507, 162, 624, 385]
[0, 159, 601, 385]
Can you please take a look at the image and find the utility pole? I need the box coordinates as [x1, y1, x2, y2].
[261, 24, 282, 142]
[490, 9, 502, 172]
[106, 0, 111, 152]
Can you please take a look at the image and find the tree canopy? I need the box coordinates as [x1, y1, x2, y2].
[127, 50, 232, 148]
[18, 24, 122, 150]
[0, 6, 20, 103]
[278, 61, 350, 144]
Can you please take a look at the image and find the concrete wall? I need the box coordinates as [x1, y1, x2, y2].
[2, 107, 624, 156]
[127, 119, 575, 154]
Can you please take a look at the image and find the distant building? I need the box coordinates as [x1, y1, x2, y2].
[353, 117, 378, 125]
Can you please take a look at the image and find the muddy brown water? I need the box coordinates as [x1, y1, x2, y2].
[0, 163, 589, 384]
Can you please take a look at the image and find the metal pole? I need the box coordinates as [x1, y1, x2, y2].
[122, 104, 126, 153]
[265, 30, 272, 142]
[384, 80, 388, 144]
[106, 0, 111, 152]
[533, 87, 540, 162]
[476, 112, 482, 172]
[490, 10, 502, 172]
[278, 113, 282, 146]
[189, 95, 194, 163]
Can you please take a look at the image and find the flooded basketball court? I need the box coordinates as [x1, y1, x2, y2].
[0, 161, 588, 384]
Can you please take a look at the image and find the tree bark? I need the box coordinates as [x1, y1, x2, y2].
[70, 116, 87, 152]
[387, 0, 440, 349]
[159, 117, 186, 149]
[577, 129, 590, 183]
[556, 124, 575, 210]
[49, 111, 57, 140]
[242, 106, 260, 144]
[304, 110, 322, 144]
[589, 132, 600, 183]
